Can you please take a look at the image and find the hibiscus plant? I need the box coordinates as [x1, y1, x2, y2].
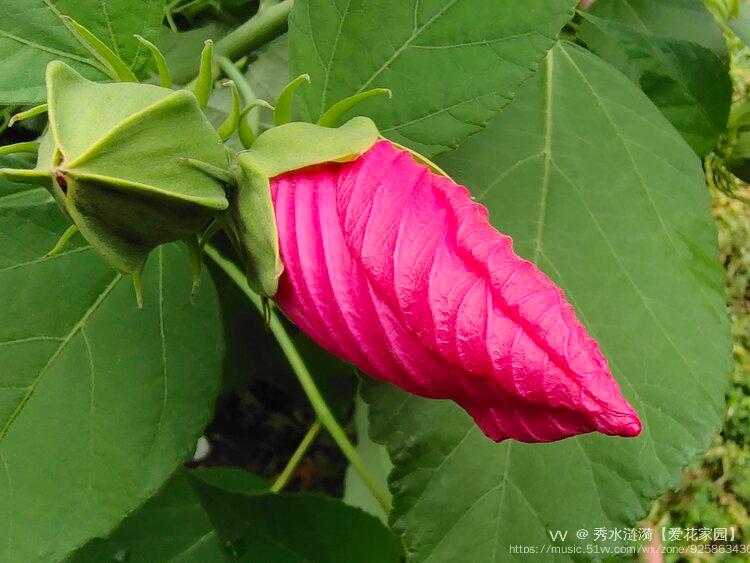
[0, 0, 743, 561]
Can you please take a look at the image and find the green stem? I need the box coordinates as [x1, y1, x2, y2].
[271, 418, 321, 493]
[204, 246, 391, 513]
[215, 0, 293, 61]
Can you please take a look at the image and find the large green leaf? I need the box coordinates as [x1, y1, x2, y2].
[0, 0, 164, 103]
[0, 184, 224, 561]
[289, 0, 577, 157]
[73, 468, 403, 563]
[364, 42, 731, 561]
[578, 10, 731, 156]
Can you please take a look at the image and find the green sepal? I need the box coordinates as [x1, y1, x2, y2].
[0, 167, 50, 188]
[45, 224, 79, 257]
[238, 99, 274, 149]
[133, 262, 145, 309]
[0, 135, 54, 188]
[273, 74, 310, 126]
[182, 158, 236, 186]
[192, 40, 214, 108]
[317, 88, 391, 127]
[0, 142, 39, 155]
[62, 16, 137, 82]
[241, 116, 379, 178]
[185, 234, 202, 298]
[134, 34, 172, 89]
[199, 219, 222, 250]
[8, 104, 48, 128]
[217, 81, 241, 141]
[224, 156, 283, 298]
[261, 297, 273, 329]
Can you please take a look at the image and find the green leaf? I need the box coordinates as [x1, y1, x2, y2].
[0, 0, 164, 103]
[190, 479, 404, 563]
[190, 466, 269, 495]
[364, 42, 731, 561]
[0, 192, 224, 561]
[585, 0, 728, 57]
[73, 468, 403, 563]
[69, 471, 229, 563]
[578, 11, 731, 156]
[289, 0, 578, 157]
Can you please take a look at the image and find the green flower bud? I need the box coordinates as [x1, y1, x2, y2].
[0, 61, 230, 275]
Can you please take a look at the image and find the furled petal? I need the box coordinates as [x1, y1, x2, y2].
[271, 140, 641, 443]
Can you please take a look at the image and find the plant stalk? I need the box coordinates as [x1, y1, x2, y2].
[204, 245, 392, 512]
[271, 418, 321, 493]
[215, 0, 294, 61]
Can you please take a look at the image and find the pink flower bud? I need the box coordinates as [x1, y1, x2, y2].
[271, 141, 641, 442]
